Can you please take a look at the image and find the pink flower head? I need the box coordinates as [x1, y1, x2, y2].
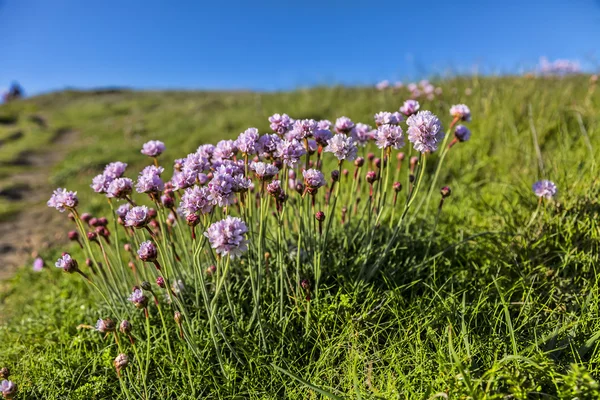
[352, 123, 374, 147]
[450, 104, 471, 122]
[137, 240, 158, 262]
[236, 127, 260, 155]
[104, 162, 128, 179]
[275, 139, 306, 167]
[107, 177, 133, 199]
[399, 100, 420, 117]
[141, 140, 165, 157]
[250, 161, 279, 180]
[302, 169, 326, 194]
[33, 257, 44, 272]
[324, 134, 358, 161]
[406, 111, 444, 153]
[375, 125, 405, 150]
[47, 188, 78, 212]
[268, 113, 294, 135]
[180, 185, 213, 216]
[454, 125, 471, 142]
[532, 180, 557, 199]
[204, 216, 249, 259]
[55, 253, 78, 273]
[213, 140, 238, 160]
[335, 116, 355, 134]
[257, 134, 283, 159]
[135, 165, 164, 194]
[124, 206, 150, 228]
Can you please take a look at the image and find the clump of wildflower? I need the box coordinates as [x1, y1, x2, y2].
[96, 318, 116, 333]
[47, 188, 78, 212]
[335, 116, 355, 134]
[0, 380, 17, 399]
[236, 128, 260, 155]
[137, 241, 157, 262]
[375, 124, 405, 149]
[275, 139, 306, 167]
[450, 104, 471, 122]
[250, 161, 279, 180]
[107, 177, 133, 199]
[124, 206, 150, 228]
[180, 186, 213, 216]
[55, 253, 78, 273]
[204, 216, 249, 259]
[324, 134, 358, 161]
[532, 180, 557, 199]
[269, 113, 293, 135]
[399, 100, 420, 116]
[136, 165, 164, 194]
[303, 169, 326, 194]
[141, 140, 165, 157]
[128, 288, 148, 308]
[406, 111, 444, 153]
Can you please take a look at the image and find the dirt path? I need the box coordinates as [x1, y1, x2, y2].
[0, 129, 79, 279]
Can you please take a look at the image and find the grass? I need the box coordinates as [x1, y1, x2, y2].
[1, 75, 600, 399]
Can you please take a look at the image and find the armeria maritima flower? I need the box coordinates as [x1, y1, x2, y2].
[268, 113, 293, 135]
[204, 216, 249, 259]
[335, 116, 355, 134]
[275, 139, 306, 167]
[128, 288, 148, 308]
[136, 165, 164, 194]
[107, 177, 133, 199]
[399, 100, 420, 117]
[236, 128, 260, 155]
[124, 206, 150, 228]
[141, 140, 165, 157]
[180, 186, 213, 216]
[47, 188, 78, 212]
[96, 318, 116, 333]
[55, 253, 78, 273]
[324, 134, 358, 161]
[532, 180, 557, 199]
[302, 169, 326, 193]
[406, 111, 444, 153]
[250, 161, 279, 180]
[0, 380, 17, 399]
[137, 240, 158, 262]
[375, 124, 405, 150]
[454, 125, 471, 142]
[450, 104, 471, 122]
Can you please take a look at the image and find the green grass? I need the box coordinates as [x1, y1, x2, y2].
[1, 76, 600, 399]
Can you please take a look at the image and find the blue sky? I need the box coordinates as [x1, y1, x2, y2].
[1, 0, 599, 95]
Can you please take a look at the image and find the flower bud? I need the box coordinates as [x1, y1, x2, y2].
[96, 318, 116, 333]
[366, 171, 377, 184]
[410, 156, 418, 170]
[85, 258, 93, 267]
[119, 320, 132, 334]
[98, 217, 108, 226]
[342, 169, 349, 177]
[161, 194, 174, 208]
[331, 170, 340, 182]
[174, 311, 182, 325]
[301, 279, 311, 290]
[81, 213, 92, 223]
[114, 353, 129, 371]
[374, 158, 381, 168]
[397, 152, 405, 161]
[89, 217, 99, 227]
[367, 152, 375, 162]
[354, 157, 364, 167]
[315, 211, 325, 222]
[0, 367, 10, 379]
[141, 281, 152, 291]
[124, 243, 132, 252]
[295, 182, 304, 194]
[68, 230, 79, 241]
[186, 213, 200, 227]
[393, 182, 402, 192]
[440, 186, 452, 198]
[148, 208, 158, 219]
[206, 265, 217, 275]
[273, 159, 283, 170]
[87, 231, 97, 241]
[156, 276, 165, 288]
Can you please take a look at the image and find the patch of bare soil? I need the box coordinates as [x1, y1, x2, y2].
[0, 129, 79, 280]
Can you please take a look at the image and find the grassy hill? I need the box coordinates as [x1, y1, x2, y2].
[0, 76, 599, 398]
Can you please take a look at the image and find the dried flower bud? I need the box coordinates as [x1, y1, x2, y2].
[96, 318, 116, 333]
[315, 211, 325, 222]
[114, 353, 129, 371]
[119, 320, 132, 334]
[156, 276, 165, 288]
[206, 265, 217, 275]
[174, 311, 182, 325]
[141, 281, 152, 291]
[186, 213, 200, 227]
[0, 367, 9, 379]
[330, 170, 340, 182]
[397, 152, 405, 161]
[68, 230, 79, 241]
[440, 186, 452, 198]
[301, 279, 311, 290]
[393, 182, 402, 192]
[354, 157, 365, 167]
